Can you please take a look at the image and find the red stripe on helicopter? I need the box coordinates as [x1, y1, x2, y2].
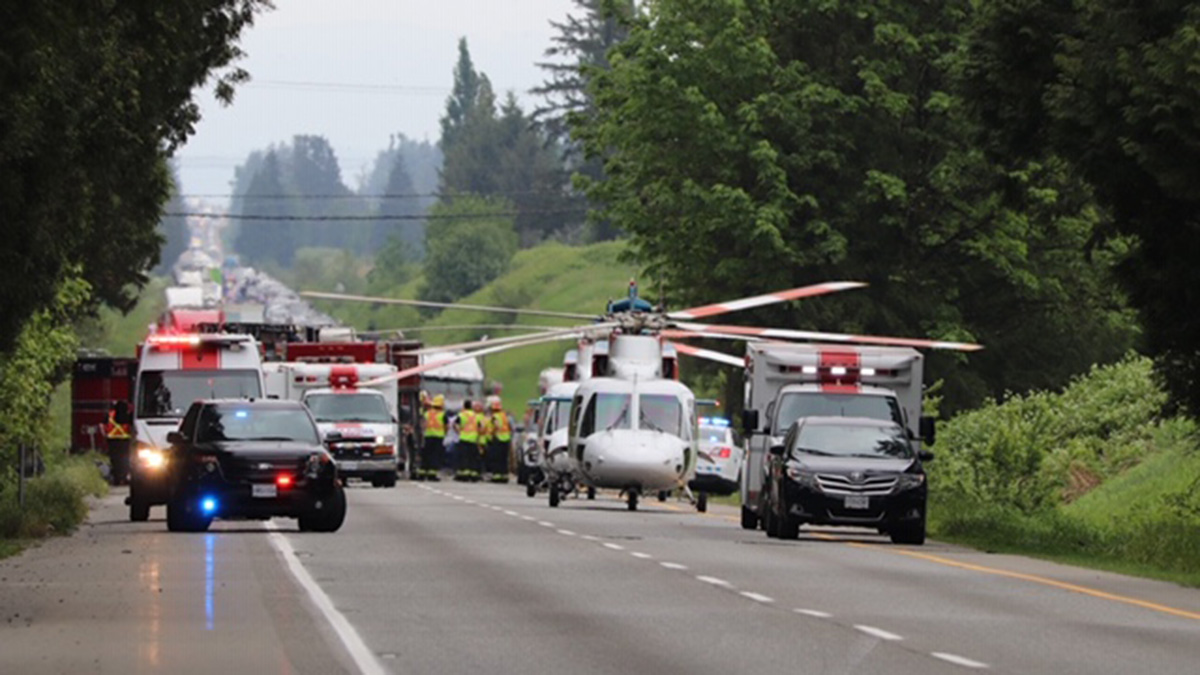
[668, 282, 865, 320]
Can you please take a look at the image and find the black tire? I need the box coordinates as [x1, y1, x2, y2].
[778, 504, 800, 540]
[657, 490, 668, 502]
[890, 517, 926, 545]
[167, 495, 211, 533]
[526, 481, 537, 498]
[299, 486, 347, 533]
[587, 486, 596, 501]
[378, 473, 397, 488]
[696, 492, 708, 513]
[549, 482, 560, 507]
[130, 497, 150, 522]
[740, 505, 758, 530]
[627, 491, 639, 511]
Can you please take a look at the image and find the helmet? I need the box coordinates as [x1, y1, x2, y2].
[432, 394, 445, 408]
[419, 390, 430, 404]
[491, 398, 502, 411]
[473, 400, 484, 411]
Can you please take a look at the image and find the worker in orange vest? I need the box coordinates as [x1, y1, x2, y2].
[486, 399, 513, 483]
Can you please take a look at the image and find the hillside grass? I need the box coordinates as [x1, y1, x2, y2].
[928, 356, 1200, 586]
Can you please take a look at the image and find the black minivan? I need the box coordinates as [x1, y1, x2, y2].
[763, 416, 932, 544]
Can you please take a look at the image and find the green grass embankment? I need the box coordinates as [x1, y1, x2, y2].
[0, 454, 109, 559]
[928, 356, 1200, 585]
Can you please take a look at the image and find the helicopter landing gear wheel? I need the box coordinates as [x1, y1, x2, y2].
[696, 492, 708, 513]
[657, 490, 668, 502]
[549, 482, 560, 507]
[627, 491, 638, 511]
[526, 481, 537, 498]
[587, 486, 596, 501]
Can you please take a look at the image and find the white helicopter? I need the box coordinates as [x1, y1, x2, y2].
[303, 280, 981, 512]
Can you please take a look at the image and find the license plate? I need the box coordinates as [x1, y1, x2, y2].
[844, 495, 870, 509]
[252, 484, 277, 498]
[339, 461, 359, 471]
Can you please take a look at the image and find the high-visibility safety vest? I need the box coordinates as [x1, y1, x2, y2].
[459, 410, 479, 443]
[424, 410, 446, 438]
[479, 415, 493, 444]
[105, 410, 131, 440]
[492, 412, 512, 442]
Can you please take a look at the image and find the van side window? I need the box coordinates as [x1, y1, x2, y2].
[180, 404, 202, 441]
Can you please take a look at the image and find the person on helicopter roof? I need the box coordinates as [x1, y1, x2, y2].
[454, 399, 481, 481]
[486, 398, 513, 483]
[420, 394, 446, 481]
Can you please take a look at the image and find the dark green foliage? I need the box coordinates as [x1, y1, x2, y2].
[959, 0, 1200, 414]
[374, 152, 425, 254]
[439, 40, 575, 245]
[573, 0, 1135, 411]
[419, 196, 518, 304]
[0, 0, 270, 353]
[0, 455, 108, 540]
[234, 151, 296, 266]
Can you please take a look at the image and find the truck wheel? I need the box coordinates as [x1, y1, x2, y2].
[696, 492, 708, 513]
[378, 473, 397, 488]
[779, 507, 801, 541]
[740, 506, 758, 530]
[549, 482, 560, 507]
[300, 486, 347, 533]
[130, 498, 150, 522]
[526, 481, 537, 498]
[587, 486, 596, 501]
[627, 491, 639, 511]
[657, 490, 668, 502]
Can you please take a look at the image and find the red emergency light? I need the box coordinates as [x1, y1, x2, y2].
[147, 335, 202, 349]
[329, 365, 359, 389]
[276, 475, 293, 488]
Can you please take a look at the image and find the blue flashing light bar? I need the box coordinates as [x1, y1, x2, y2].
[234, 410, 249, 419]
[699, 417, 730, 427]
[201, 497, 218, 514]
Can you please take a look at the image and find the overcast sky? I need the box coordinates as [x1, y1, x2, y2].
[175, 0, 571, 197]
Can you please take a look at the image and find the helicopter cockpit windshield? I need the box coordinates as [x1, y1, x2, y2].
[638, 394, 684, 436]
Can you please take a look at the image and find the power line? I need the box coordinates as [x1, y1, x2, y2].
[183, 189, 578, 200]
[165, 209, 588, 222]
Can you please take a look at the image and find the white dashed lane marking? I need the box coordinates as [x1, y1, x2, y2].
[740, 592, 774, 604]
[630, 552, 653, 560]
[602, 543, 625, 551]
[660, 562, 688, 570]
[538, 521, 555, 528]
[557, 529, 577, 536]
[794, 609, 832, 618]
[855, 625, 903, 641]
[931, 653, 989, 669]
[696, 576, 732, 588]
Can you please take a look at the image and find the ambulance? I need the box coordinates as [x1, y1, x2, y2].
[128, 333, 266, 521]
[287, 363, 402, 488]
[738, 343, 934, 530]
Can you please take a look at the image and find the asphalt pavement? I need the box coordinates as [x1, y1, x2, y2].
[2, 482, 1199, 674]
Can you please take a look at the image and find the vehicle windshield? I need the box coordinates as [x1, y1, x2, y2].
[774, 392, 902, 434]
[137, 370, 262, 419]
[195, 405, 319, 444]
[793, 424, 913, 459]
[639, 394, 683, 436]
[596, 393, 631, 431]
[700, 425, 731, 446]
[304, 393, 392, 423]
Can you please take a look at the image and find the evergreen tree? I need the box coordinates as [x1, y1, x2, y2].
[235, 152, 294, 267]
[440, 38, 483, 154]
[374, 152, 425, 253]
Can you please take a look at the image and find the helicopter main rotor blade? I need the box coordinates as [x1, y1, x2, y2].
[359, 327, 609, 388]
[400, 324, 610, 356]
[661, 329, 762, 342]
[358, 324, 564, 336]
[674, 321, 984, 352]
[666, 281, 866, 320]
[670, 342, 745, 367]
[301, 291, 599, 321]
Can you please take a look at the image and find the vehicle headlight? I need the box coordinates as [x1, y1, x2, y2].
[897, 473, 926, 490]
[786, 466, 818, 489]
[136, 444, 166, 470]
[375, 435, 396, 446]
[306, 452, 332, 478]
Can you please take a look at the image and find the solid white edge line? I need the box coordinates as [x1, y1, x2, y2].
[931, 653, 989, 669]
[740, 591, 774, 603]
[854, 625, 903, 641]
[696, 575, 732, 588]
[266, 522, 387, 675]
[794, 609, 832, 618]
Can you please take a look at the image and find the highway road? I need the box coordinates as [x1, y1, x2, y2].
[2, 482, 1199, 674]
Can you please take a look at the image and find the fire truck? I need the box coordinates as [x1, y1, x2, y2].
[70, 355, 137, 482]
[738, 343, 935, 530]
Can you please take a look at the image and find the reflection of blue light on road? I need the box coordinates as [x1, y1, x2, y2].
[205, 534, 215, 631]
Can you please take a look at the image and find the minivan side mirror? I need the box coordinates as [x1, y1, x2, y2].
[166, 431, 184, 446]
[918, 448, 935, 462]
[743, 409, 760, 435]
[919, 415, 936, 446]
[769, 444, 786, 457]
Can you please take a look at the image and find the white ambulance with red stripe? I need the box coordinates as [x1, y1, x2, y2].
[128, 333, 266, 521]
[738, 343, 934, 530]
[287, 363, 401, 488]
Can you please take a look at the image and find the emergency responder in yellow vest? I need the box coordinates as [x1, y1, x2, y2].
[455, 400, 480, 481]
[473, 400, 489, 482]
[486, 399, 513, 483]
[420, 394, 446, 481]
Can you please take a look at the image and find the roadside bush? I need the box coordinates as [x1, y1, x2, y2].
[0, 455, 107, 539]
